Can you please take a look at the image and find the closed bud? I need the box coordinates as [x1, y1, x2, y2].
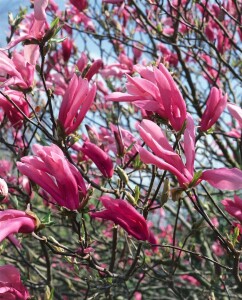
[125, 191, 136, 206]
[160, 178, 169, 206]
[116, 166, 129, 184]
[114, 131, 125, 157]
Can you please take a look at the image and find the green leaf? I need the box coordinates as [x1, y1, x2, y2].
[50, 17, 59, 30]
[232, 226, 240, 246]
[134, 185, 140, 202]
[50, 37, 67, 43]
[41, 211, 54, 226]
[188, 170, 203, 188]
[126, 141, 136, 153]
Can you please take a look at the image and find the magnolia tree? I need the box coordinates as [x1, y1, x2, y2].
[0, 0, 241, 299]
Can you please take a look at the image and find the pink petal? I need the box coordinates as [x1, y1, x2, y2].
[201, 168, 242, 190]
[184, 114, 195, 176]
[227, 103, 242, 127]
[34, 0, 49, 21]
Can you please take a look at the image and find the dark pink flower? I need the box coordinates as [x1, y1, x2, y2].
[106, 63, 187, 131]
[0, 265, 30, 299]
[90, 196, 154, 242]
[81, 142, 114, 178]
[58, 74, 96, 135]
[62, 38, 74, 62]
[85, 59, 103, 81]
[0, 210, 36, 243]
[17, 144, 87, 210]
[0, 51, 34, 89]
[70, 0, 88, 11]
[200, 87, 227, 132]
[138, 117, 242, 190]
[0, 90, 30, 129]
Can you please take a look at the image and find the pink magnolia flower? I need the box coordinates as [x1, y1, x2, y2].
[70, 0, 88, 11]
[180, 275, 200, 286]
[58, 74, 96, 135]
[1, 2, 48, 52]
[34, 0, 49, 20]
[0, 178, 8, 200]
[77, 52, 88, 73]
[17, 144, 87, 210]
[227, 102, 242, 128]
[90, 196, 155, 243]
[138, 117, 242, 190]
[102, 0, 124, 3]
[200, 87, 227, 132]
[0, 51, 34, 89]
[0, 90, 30, 128]
[222, 195, 242, 222]
[0, 265, 30, 299]
[227, 103, 242, 138]
[81, 142, 114, 178]
[106, 63, 187, 131]
[62, 38, 74, 62]
[200, 54, 220, 85]
[0, 210, 36, 244]
[85, 59, 103, 81]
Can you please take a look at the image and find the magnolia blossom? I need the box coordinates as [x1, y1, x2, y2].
[0, 178, 8, 200]
[0, 265, 30, 299]
[0, 210, 36, 244]
[90, 196, 155, 243]
[222, 195, 242, 222]
[34, 0, 49, 20]
[62, 38, 74, 62]
[0, 90, 30, 129]
[138, 117, 242, 190]
[0, 51, 34, 89]
[81, 142, 114, 178]
[200, 87, 227, 132]
[106, 63, 187, 131]
[58, 74, 96, 135]
[70, 0, 88, 11]
[227, 102, 242, 128]
[85, 59, 103, 81]
[17, 144, 87, 210]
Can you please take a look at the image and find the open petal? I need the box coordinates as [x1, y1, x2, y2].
[201, 168, 242, 191]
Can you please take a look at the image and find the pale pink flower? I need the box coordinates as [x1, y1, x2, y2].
[0, 178, 8, 200]
[0, 265, 30, 299]
[34, 0, 49, 21]
[17, 144, 87, 210]
[227, 103, 242, 128]
[58, 74, 96, 135]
